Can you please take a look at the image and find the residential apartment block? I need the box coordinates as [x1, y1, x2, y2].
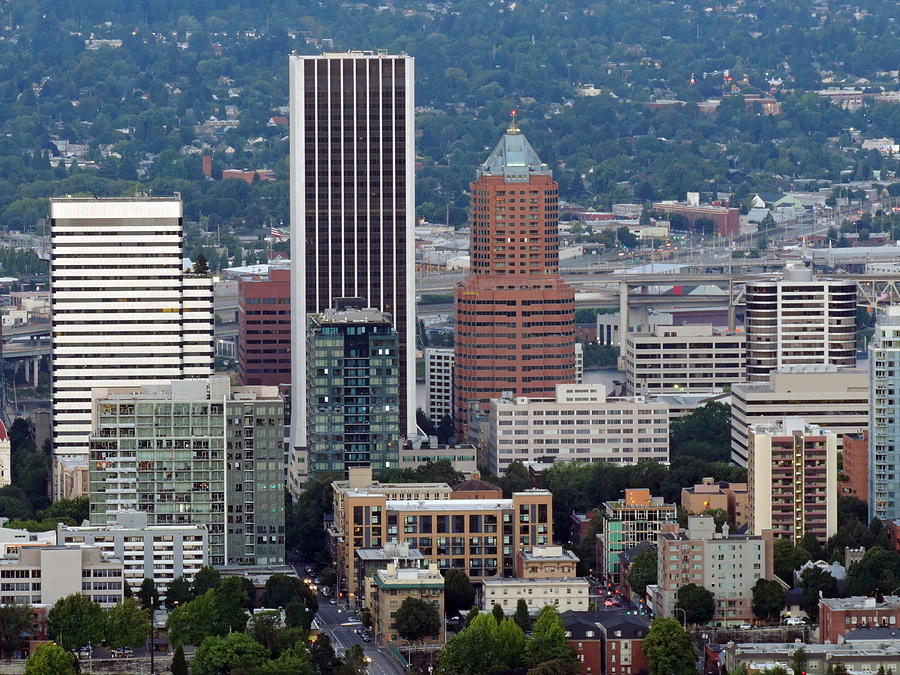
[624, 324, 745, 395]
[562, 610, 651, 675]
[0, 545, 124, 608]
[331, 476, 553, 596]
[870, 306, 900, 521]
[482, 576, 589, 614]
[50, 197, 213, 482]
[486, 384, 669, 476]
[680, 477, 750, 529]
[88, 376, 285, 567]
[372, 563, 444, 646]
[656, 516, 773, 626]
[748, 419, 838, 544]
[842, 431, 868, 501]
[425, 348, 454, 424]
[299, 308, 400, 487]
[744, 267, 856, 382]
[57, 510, 207, 596]
[730, 365, 868, 466]
[597, 489, 677, 585]
[399, 437, 477, 477]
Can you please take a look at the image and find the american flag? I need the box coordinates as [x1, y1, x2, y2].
[270, 225, 287, 240]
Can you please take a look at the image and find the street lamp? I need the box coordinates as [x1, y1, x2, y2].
[674, 607, 687, 630]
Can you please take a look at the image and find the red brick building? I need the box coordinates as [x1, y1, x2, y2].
[819, 596, 900, 644]
[561, 610, 651, 675]
[453, 121, 575, 439]
[841, 431, 868, 501]
[652, 202, 740, 236]
[238, 266, 291, 386]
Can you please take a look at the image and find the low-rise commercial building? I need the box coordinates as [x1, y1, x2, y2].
[625, 324, 745, 395]
[372, 563, 444, 647]
[515, 545, 579, 579]
[598, 489, 676, 585]
[57, 510, 207, 596]
[681, 478, 750, 529]
[721, 640, 900, 674]
[748, 419, 838, 544]
[0, 545, 124, 607]
[819, 596, 900, 644]
[399, 437, 477, 477]
[730, 366, 868, 466]
[656, 516, 773, 626]
[486, 384, 669, 476]
[355, 543, 425, 611]
[482, 576, 590, 614]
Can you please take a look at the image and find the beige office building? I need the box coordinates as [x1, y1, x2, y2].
[731, 365, 868, 466]
[748, 419, 838, 544]
[625, 324, 745, 395]
[486, 384, 669, 476]
[482, 576, 590, 614]
[657, 516, 773, 625]
[0, 545, 124, 607]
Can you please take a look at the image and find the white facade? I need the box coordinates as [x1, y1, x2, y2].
[486, 384, 669, 475]
[625, 323, 745, 395]
[425, 348, 454, 423]
[730, 365, 868, 466]
[575, 342, 583, 384]
[745, 267, 856, 382]
[869, 306, 900, 521]
[0, 420, 9, 489]
[289, 52, 416, 495]
[0, 545, 124, 608]
[481, 576, 590, 614]
[57, 510, 208, 596]
[50, 198, 214, 467]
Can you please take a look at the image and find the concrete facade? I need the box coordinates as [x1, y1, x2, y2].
[482, 576, 590, 614]
[57, 510, 207, 596]
[656, 516, 773, 626]
[625, 324, 745, 395]
[842, 431, 868, 501]
[748, 419, 838, 544]
[730, 366, 868, 466]
[744, 267, 857, 382]
[515, 545, 580, 579]
[425, 348, 454, 424]
[50, 197, 214, 486]
[0, 545, 124, 607]
[486, 384, 669, 476]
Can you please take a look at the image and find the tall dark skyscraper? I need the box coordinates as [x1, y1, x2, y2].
[288, 52, 415, 493]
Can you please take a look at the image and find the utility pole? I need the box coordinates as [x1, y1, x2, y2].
[149, 595, 156, 675]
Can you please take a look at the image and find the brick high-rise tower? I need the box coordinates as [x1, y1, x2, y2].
[453, 118, 575, 441]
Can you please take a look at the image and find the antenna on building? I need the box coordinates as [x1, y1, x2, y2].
[508, 110, 520, 134]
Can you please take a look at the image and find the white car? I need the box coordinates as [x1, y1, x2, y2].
[784, 617, 804, 626]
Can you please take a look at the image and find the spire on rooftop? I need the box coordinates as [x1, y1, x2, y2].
[479, 112, 551, 181]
